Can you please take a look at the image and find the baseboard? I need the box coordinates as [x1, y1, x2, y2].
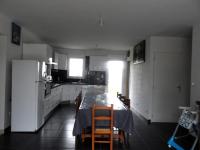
[132, 108, 151, 124]
[0, 126, 11, 135]
[4, 126, 11, 133]
[60, 100, 71, 105]
[0, 129, 4, 135]
[44, 104, 60, 121]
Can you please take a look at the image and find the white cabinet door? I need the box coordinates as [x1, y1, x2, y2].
[61, 85, 82, 102]
[56, 53, 67, 70]
[54, 53, 59, 69]
[73, 85, 82, 100]
[23, 44, 53, 62]
[61, 85, 71, 102]
[89, 56, 108, 71]
[43, 86, 62, 118]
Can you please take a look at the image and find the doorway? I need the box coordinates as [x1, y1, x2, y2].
[107, 61, 124, 97]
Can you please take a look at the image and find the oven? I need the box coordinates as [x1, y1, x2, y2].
[45, 82, 51, 96]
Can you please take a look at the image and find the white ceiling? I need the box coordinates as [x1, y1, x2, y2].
[0, 0, 200, 50]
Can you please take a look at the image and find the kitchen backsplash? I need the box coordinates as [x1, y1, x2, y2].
[51, 69, 106, 85]
[85, 71, 106, 85]
[51, 69, 67, 83]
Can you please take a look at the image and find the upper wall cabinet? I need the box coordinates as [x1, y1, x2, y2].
[89, 56, 108, 71]
[54, 52, 67, 70]
[23, 44, 53, 62]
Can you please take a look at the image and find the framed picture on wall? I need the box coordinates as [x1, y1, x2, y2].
[11, 23, 21, 45]
[133, 40, 145, 64]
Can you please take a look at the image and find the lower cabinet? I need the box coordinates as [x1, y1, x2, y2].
[61, 85, 82, 103]
[61, 84, 106, 103]
[43, 86, 63, 118]
[43, 84, 106, 119]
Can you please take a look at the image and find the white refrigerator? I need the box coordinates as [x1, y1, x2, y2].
[11, 60, 46, 132]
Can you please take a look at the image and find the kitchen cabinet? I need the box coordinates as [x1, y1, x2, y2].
[43, 85, 62, 118]
[61, 84, 107, 103]
[54, 53, 59, 69]
[61, 85, 82, 103]
[89, 56, 108, 71]
[23, 43, 53, 62]
[54, 52, 67, 70]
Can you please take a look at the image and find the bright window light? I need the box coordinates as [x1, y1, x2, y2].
[107, 61, 124, 97]
[69, 58, 84, 77]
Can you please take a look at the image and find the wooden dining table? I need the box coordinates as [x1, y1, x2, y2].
[73, 92, 134, 137]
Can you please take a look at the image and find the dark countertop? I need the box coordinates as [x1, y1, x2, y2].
[51, 83, 62, 89]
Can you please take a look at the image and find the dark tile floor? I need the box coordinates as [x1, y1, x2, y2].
[0, 104, 193, 150]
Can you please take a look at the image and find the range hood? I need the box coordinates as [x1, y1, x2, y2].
[46, 58, 58, 65]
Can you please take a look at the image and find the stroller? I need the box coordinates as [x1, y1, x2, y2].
[167, 101, 200, 150]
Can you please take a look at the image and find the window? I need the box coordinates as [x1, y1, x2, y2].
[107, 61, 124, 97]
[68, 58, 84, 78]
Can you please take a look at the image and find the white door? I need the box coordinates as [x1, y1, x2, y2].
[151, 52, 188, 122]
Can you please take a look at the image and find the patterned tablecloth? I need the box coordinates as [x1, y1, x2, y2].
[73, 93, 134, 136]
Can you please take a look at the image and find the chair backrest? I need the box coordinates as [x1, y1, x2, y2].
[123, 98, 130, 109]
[75, 91, 82, 114]
[92, 104, 113, 131]
[117, 92, 122, 99]
[92, 104, 113, 150]
[120, 96, 130, 109]
[117, 92, 120, 98]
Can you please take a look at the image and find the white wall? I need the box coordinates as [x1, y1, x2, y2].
[55, 48, 127, 59]
[0, 13, 42, 132]
[190, 24, 200, 106]
[129, 36, 191, 122]
[129, 38, 152, 119]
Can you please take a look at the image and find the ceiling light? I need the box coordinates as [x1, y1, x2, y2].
[99, 16, 104, 27]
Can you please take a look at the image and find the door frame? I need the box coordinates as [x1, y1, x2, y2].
[0, 35, 7, 133]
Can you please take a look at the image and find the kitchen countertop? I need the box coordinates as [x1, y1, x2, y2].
[51, 83, 62, 89]
[51, 82, 106, 89]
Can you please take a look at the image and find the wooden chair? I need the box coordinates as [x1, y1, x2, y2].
[117, 92, 120, 98]
[75, 91, 82, 115]
[81, 105, 125, 144]
[117, 92, 122, 99]
[124, 98, 130, 108]
[81, 127, 92, 142]
[120, 96, 130, 109]
[92, 104, 113, 150]
[116, 94, 130, 143]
